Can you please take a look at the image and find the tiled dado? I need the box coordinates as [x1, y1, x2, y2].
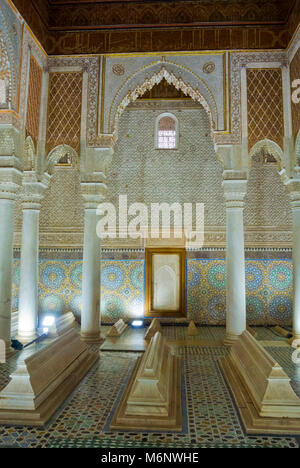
[187, 258, 293, 326]
[12, 258, 145, 324]
[11, 251, 293, 326]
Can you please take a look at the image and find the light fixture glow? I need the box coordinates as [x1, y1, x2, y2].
[129, 303, 144, 319]
[42, 315, 55, 327]
[131, 320, 143, 328]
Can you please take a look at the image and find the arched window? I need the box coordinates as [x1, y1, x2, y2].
[0, 80, 6, 105]
[156, 113, 178, 149]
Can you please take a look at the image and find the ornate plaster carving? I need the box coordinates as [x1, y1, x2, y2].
[249, 139, 284, 170]
[110, 65, 216, 141]
[46, 144, 79, 173]
[23, 136, 35, 171]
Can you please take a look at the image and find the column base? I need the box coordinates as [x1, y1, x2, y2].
[288, 334, 300, 346]
[80, 331, 103, 344]
[99, 327, 106, 341]
[16, 332, 38, 345]
[224, 333, 240, 347]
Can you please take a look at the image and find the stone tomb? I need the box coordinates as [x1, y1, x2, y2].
[144, 318, 161, 343]
[246, 324, 257, 338]
[0, 329, 98, 426]
[220, 330, 300, 434]
[106, 319, 127, 337]
[48, 311, 77, 337]
[110, 331, 182, 431]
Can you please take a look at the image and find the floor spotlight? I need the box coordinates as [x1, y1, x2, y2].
[131, 320, 144, 328]
[42, 315, 55, 334]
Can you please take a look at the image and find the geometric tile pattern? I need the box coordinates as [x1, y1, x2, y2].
[187, 259, 293, 326]
[290, 48, 300, 141]
[25, 55, 42, 147]
[101, 261, 144, 323]
[11, 258, 293, 326]
[247, 68, 284, 151]
[38, 259, 83, 320]
[11, 259, 144, 325]
[46, 72, 83, 155]
[0, 330, 299, 448]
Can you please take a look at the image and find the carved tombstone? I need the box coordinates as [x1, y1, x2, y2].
[48, 312, 77, 337]
[220, 330, 300, 434]
[145, 318, 161, 343]
[110, 331, 182, 431]
[0, 329, 98, 425]
[107, 319, 127, 337]
[187, 321, 198, 336]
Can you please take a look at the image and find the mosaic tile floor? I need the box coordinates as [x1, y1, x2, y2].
[0, 327, 299, 448]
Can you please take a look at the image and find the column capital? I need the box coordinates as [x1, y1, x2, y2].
[20, 172, 50, 209]
[284, 180, 300, 209]
[222, 171, 248, 208]
[80, 172, 108, 209]
[0, 167, 22, 200]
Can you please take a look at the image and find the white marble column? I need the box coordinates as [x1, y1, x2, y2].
[0, 166, 21, 355]
[17, 176, 49, 342]
[0, 197, 16, 354]
[223, 173, 248, 345]
[287, 184, 300, 342]
[80, 179, 107, 344]
[292, 200, 300, 341]
[81, 207, 101, 343]
[17, 205, 40, 342]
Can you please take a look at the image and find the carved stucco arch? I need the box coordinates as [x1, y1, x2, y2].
[46, 145, 79, 173]
[23, 136, 35, 171]
[109, 63, 218, 138]
[249, 139, 284, 170]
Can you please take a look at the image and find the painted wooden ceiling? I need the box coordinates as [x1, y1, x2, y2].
[10, 0, 300, 54]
